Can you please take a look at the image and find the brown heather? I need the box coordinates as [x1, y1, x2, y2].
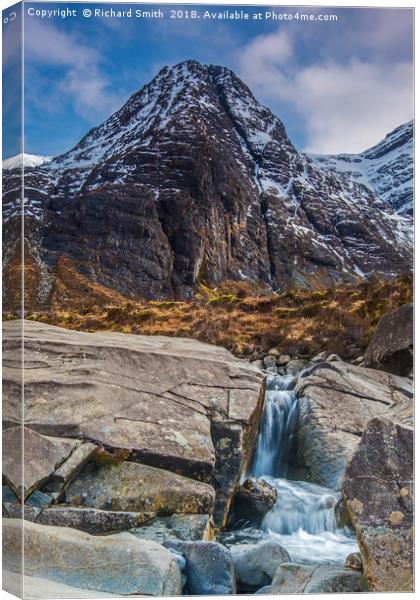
[11, 273, 412, 361]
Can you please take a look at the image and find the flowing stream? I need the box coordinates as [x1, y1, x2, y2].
[223, 373, 357, 564]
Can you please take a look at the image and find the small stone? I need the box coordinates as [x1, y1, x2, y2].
[286, 359, 307, 376]
[263, 356, 277, 369]
[277, 354, 291, 366]
[326, 353, 342, 362]
[267, 348, 280, 357]
[345, 552, 363, 571]
[26, 490, 53, 508]
[311, 351, 328, 363]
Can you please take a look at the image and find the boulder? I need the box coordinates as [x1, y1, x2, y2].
[270, 563, 367, 593]
[365, 303, 413, 376]
[294, 362, 413, 489]
[342, 417, 413, 592]
[3, 320, 264, 526]
[3, 519, 182, 596]
[65, 457, 215, 515]
[230, 478, 277, 526]
[131, 514, 214, 544]
[163, 540, 236, 595]
[277, 354, 291, 366]
[230, 542, 290, 591]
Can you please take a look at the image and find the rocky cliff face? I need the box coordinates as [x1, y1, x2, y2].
[2, 61, 413, 308]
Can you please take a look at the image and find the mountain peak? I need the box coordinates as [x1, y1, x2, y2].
[3, 153, 52, 171]
[3, 62, 412, 308]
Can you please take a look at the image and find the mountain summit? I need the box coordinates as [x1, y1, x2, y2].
[3, 60, 413, 308]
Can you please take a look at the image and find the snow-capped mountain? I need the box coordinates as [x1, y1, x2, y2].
[2, 61, 413, 309]
[309, 121, 413, 216]
[2, 153, 52, 171]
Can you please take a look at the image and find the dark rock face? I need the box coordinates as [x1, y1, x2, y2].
[3, 61, 412, 308]
[230, 478, 277, 526]
[365, 303, 413, 376]
[342, 417, 413, 591]
[163, 540, 236, 595]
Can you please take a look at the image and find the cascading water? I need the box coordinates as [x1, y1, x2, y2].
[224, 373, 357, 564]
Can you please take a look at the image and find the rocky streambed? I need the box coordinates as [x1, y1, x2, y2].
[2, 317, 414, 596]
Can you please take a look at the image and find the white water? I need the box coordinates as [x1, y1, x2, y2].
[235, 373, 358, 564]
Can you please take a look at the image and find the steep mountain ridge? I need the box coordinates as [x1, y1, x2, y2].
[2, 60, 413, 310]
[310, 121, 413, 216]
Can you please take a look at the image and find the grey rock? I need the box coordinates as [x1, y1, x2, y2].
[254, 585, 272, 594]
[277, 354, 291, 366]
[294, 362, 413, 489]
[271, 563, 367, 593]
[163, 540, 236, 595]
[4, 518, 182, 596]
[345, 552, 363, 571]
[45, 442, 98, 493]
[267, 348, 281, 358]
[3, 571, 122, 599]
[26, 490, 53, 508]
[131, 514, 213, 543]
[230, 542, 291, 591]
[66, 457, 215, 515]
[3, 485, 18, 504]
[2, 427, 78, 499]
[3, 320, 264, 527]
[263, 355, 277, 369]
[311, 351, 328, 363]
[326, 353, 342, 362]
[3, 503, 41, 522]
[365, 303, 413, 376]
[36, 506, 155, 534]
[342, 417, 413, 591]
[286, 359, 307, 376]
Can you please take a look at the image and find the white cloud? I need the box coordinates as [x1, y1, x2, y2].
[237, 29, 413, 154]
[24, 20, 123, 120]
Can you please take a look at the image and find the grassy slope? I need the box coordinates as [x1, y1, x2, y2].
[20, 274, 413, 361]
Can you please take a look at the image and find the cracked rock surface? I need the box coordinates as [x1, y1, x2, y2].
[293, 362, 413, 489]
[3, 319, 264, 528]
[342, 417, 413, 591]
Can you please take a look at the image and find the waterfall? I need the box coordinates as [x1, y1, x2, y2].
[245, 373, 358, 564]
[252, 374, 297, 478]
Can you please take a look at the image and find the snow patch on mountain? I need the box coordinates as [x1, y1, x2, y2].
[3, 153, 52, 171]
[309, 121, 413, 216]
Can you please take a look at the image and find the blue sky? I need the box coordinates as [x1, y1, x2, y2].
[3, 2, 414, 158]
